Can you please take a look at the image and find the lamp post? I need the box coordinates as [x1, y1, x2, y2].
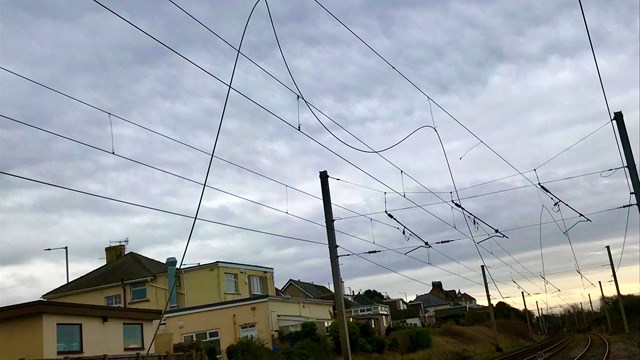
[44, 246, 68, 283]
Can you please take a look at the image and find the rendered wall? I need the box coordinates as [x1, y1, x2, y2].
[0, 313, 44, 360]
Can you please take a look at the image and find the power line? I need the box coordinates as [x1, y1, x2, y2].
[0, 66, 401, 232]
[0, 170, 326, 246]
[578, 0, 632, 193]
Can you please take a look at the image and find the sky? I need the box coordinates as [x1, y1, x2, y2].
[1, 0, 638, 313]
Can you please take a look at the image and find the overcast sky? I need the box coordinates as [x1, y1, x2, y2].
[1, 0, 638, 312]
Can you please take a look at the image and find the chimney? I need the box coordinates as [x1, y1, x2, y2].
[105, 245, 126, 264]
[431, 281, 444, 293]
[166, 257, 178, 309]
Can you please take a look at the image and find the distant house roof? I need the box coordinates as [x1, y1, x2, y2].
[390, 306, 421, 321]
[43, 252, 166, 298]
[0, 300, 162, 321]
[433, 305, 467, 319]
[352, 294, 379, 306]
[283, 279, 334, 300]
[459, 292, 476, 302]
[411, 293, 449, 308]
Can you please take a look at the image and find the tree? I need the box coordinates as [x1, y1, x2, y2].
[363, 289, 385, 303]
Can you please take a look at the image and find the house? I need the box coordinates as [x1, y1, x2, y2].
[42, 245, 276, 310]
[411, 281, 477, 325]
[281, 279, 391, 335]
[384, 298, 423, 327]
[156, 295, 334, 356]
[280, 279, 334, 300]
[0, 300, 161, 359]
[346, 294, 391, 336]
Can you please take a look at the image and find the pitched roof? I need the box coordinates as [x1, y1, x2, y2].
[353, 294, 379, 306]
[411, 293, 448, 308]
[284, 279, 334, 299]
[43, 252, 166, 298]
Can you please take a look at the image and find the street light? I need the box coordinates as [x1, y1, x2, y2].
[44, 246, 68, 283]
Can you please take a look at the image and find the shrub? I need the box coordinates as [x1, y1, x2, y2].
[226, 337, 272, 360]
[388, 328, 432, 354]
[328, 320, 386, 354]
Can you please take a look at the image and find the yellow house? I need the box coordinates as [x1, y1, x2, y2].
[42, 245, 276, 310]
[0, 300, 161, 360]
[157, 295, 334, 357]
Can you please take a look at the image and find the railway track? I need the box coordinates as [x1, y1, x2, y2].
[494, 333, 609, 360]
[495, 334, 575, 360]
[573, 333, 609, 360]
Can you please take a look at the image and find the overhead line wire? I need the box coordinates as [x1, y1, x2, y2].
[578, 0, 632, 193]
[0, 113, 390, 249]
[0, 66, 399, 232]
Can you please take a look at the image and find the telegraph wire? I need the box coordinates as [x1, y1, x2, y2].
[617, 194, 633, 271]
[146, 0, 260, 353]
[335, 166, 624, 219]
[0, 170, 326, 247]
[0, 66, 402, 232]
[1, 116, 484, 289]
[0, 113, 397, 253]
[92, 1, 475, 247]
[578, 0, 632, 194]
[313, 0, 541, 193]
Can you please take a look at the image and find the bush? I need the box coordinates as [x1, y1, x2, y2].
[226, 337, 273, 360]
[388, 328, 432, 354]
[328, 320, 386, 354]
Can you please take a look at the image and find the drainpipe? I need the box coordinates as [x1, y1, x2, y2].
[121, 278, 127, 308]
[166, 257, 178, 309]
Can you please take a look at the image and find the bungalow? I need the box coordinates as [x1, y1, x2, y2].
[0, 300, 161, 359]
[156, 295, 334, 356]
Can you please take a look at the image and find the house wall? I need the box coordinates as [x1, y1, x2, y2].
[181, 266, 275, 307]
[159, 298, 333, 355]
[0, 313, 44, 360]
[41, 313, 156, 358]
[160, 299, 272, 354]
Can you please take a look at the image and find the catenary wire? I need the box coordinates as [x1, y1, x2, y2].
[0, 66, 401, 232]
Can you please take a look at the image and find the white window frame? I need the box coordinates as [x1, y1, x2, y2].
[239, 324, 257, 339]
[105, 294, 122, 307]
[249, 275, 267, 295]
[224, 273, 238, 293]
[182, 329, 220, 343]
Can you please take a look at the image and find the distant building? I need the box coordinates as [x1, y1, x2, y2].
[410, 281, 477, 325]
[158, 295, 333, 355]
[0, 300, 161, 359]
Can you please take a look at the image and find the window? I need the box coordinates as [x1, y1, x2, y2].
[182, 329, 221, 356]
[57, 324, 82, 354]
[182, 329, 219, 343]
[224, 273, 238, 293]
[105, 294, 122, 307]
[131, 282, 147, 301]
[240, 324, 257, 339]
[249, 275, 267, 295]
[123, 323, 144, 350]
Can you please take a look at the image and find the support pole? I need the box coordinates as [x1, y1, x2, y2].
[588, 293, 594, 322]
[64, 246, 69, 284]
[319, 170, 352, 359]
[580, 303, 586, 325]
[573, 310, 579, 330]
[482, 265, 501, 351]
[522, 291, 533, 339]
[535, 301, 542, 334]
[606, 245, 629, 334]
[613, 111, 640, 214]
[599, 281, 612, 331]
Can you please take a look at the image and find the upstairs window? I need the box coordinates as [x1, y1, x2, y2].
[105, 294, 122, 307]
[130, 282, 147, 301]
[225, 273, 238, 293]
[249, 275, 268, 295]
[123, 323, 144, 350]
[57, 323, 82, 354]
